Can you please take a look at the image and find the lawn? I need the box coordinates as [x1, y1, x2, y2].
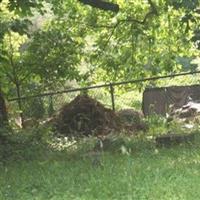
[1, 134, 200, 200]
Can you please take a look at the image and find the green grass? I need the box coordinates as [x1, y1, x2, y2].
[1, 133, 200, 200]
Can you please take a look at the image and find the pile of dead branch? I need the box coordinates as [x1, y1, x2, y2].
[117, 109, 148, 132]
[54, 95, 122, 137]
[169, 101, 200, 122]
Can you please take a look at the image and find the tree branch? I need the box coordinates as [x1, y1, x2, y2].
[78, 0, 119, 12]
[0, 64, 16, 84]
[126, 0, 158, 25]
[87, 0, 158, 29]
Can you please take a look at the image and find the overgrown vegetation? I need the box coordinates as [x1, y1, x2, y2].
[0, 122, 200, 200]
[1, 0, 200, 101]
[0, 112, 199, 199]
[1, 0, 200, 199]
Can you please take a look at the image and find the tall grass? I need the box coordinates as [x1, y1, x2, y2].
[1, 132, 200, 200]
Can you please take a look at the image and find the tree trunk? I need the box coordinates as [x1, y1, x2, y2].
[0, 87, 8, 128]
[15, 82, 24, 128]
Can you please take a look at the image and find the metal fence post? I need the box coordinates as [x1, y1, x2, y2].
[109, 83, 115, 111]
[48, 95, 54, 117]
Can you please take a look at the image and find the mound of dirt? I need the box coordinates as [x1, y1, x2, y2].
[117, 109, 148, 132]
[54, 95, 122, 137]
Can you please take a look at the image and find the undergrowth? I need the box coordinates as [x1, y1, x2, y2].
[0, 120, 200, 200]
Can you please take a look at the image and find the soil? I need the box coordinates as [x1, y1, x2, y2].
[54, 95, 122, 137]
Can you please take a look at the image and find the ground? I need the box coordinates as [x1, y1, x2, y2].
[1, 133, 200, 200]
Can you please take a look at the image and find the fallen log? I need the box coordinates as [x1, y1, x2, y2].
[155, 133, 195, 147]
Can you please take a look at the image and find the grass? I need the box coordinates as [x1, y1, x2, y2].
[1, 132, 200, 200]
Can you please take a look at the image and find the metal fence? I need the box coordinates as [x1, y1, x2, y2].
[7, 71, 200, 127]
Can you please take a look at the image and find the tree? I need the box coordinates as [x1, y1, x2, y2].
[25, 22, 84, 88]
[0, 86, 8, 128]
[0, 0, 48, 127]
[0, 0, 86, 126]
[1, 0, 200, 125]
[75, 0, 198, 85]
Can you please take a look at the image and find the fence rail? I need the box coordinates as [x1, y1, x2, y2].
[8, 70, 200, 102]
[7, 70, 200, 127]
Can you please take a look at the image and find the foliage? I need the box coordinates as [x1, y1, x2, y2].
[1, 132, 200, 199]
[146, 112, 200, 138]
[2, 2, 200, 199]
[0, 0, 39, 99]
[23, 97, 45, 119]
[1, 0, 200, 133]
[25, 21, 84, 86]
[1, 0, 200, 96]
[0, 0, 47, 16]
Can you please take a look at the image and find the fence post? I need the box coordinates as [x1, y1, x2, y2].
[109, 83, 115, 111]
[48, 95, 54, 117]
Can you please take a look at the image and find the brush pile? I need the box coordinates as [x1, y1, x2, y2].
[54, 95, 122, 137]
[117, 109, 148, 132]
